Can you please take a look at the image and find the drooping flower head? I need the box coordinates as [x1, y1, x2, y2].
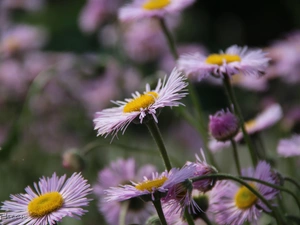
[104, 164, 196, 203]
[209, 108, 239, 142]
[177, 45, 270, 80]
[277, 134, 300, 157]
[210, 161, 280, 225]
[93, 68, 188, 138]
[93, 158, 156, 225]
[0, 173, 92, 225]
[119, 0, 195, 22]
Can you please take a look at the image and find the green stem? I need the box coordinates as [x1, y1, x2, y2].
[222, 74, 257, 166]
[184, 208, 195, 225]
[284, 177, 300, 192]
[152, 200, 168, 225]
[201, 213, 213, 225]
[191, 173, 287, 224]
[230, 139, 241, 176]
[119, 201, 129, 225]
[158, 18, 179, 59]
[146, 119, 172, 171]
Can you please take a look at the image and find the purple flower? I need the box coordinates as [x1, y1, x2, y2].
[93, 158, 156, 225]
[277, 134, 300, 157]
[209, 109, 239, 141]
[177, 45, 270, 80]
[210, 161, 280, 225]
[0, 173, 92, 225]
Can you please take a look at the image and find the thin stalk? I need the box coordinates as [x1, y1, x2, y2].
[230, 139, 241, 176]
[119, 201, 129, 225]
[201, 213, 213, 225]
[222, 74, 257, 166]
[284, 177, 300, 192]
[146, 119, 172, 171]
[152, 200, 168, 225]
[158, 18, 179, 59]
[184, 208, 195, 225]
[191, 173, 287, 224]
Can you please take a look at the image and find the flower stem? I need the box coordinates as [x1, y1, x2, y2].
[146, 119, 172, 171]
[284, 176, 300, 192]
[230, 138, 241, 176]
[159, 18, 179, 59]
[222, 74, 257, 166]
[119, 201, 129, 225]
[184, 208, 195, 225]
[201, 213, 213, 225]
[152, 199, 168, 225]
[191, 173, 287, 224]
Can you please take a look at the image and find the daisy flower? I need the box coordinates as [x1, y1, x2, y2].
[119, 0, 195, 22]
[209, 103, 283, 152]
[93, 68, 188, 138]
[93, 158, 156, 225]
[0, 173, 92, 225]
[104, 164, 196, 203]
[177, 45, 270, 80]
[277, 134, 300, 157]
[210, 161, 280, 225]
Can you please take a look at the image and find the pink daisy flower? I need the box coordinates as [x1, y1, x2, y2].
[119, 0, 195, 22]
[93, 68, 188, 138]
[177, 45, 270, 80]
[93, 158, 156, 225]
[277, 134, 300, 157]
[210, 161, 280, 225]
[0, 173, 92, 225]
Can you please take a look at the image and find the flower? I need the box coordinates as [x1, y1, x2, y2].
[208, 103, 283, 152]
[210, 161, 279, 225]
[277, 134, 300, 157]
[0, 173, 92, 225]
[209, 109, 239, 141]
[93, 68, 188, 138]
[177, 45, 270, 80]
[104, 165, 196, 203]
[118, 0, 195, 22]
[93, 158, 156, 225]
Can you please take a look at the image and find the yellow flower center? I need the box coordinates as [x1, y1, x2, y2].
[143, 0, 171, 10]
[123, 91, 158, 113]
[234, 184, 258, 209]
[28, 192, 64, 217]
[205, 54, 241, 65]
[245, 119, 256, 131]
[135, 176, 167, 191]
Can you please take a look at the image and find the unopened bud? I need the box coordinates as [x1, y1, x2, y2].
[62, 149, 85, 171]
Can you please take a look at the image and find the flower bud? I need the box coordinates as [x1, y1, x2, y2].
[62, 149, 85, 171]
[209, 109, 239, 141]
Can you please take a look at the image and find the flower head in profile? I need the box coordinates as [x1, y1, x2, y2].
[93, 68, 188, 138]
[119, 0, 195, 22]
[177, 45, 270, 80]
[104, 164, 196, 203]
[93, 158, 156, 225]
[210, 161, 279, 225]
[0, 173, 92, 225]
[277, 134, 300, 157]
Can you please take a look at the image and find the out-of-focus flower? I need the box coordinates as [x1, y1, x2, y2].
[209, 103, 283, 152]
[266, 31, 300, 83]
[209, 109, 239, 142]
[119, 0, 195, 22]
[94, 158, 156, 225]
[93, 68, 188, 138]
[177, 45, 269, 80]
[104, 164, 196, 202]
[277, 134, 300, 157]
[281, 106, 300, 132]
[0, 173, 92, 225]
[123, 19, 168, 63]
[79, 0, 121, 33]
[0, 25, 47, 57]
[2, 0, 45, 11]
[210, 161, 279, 225]
[62, 149, 85, 171]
